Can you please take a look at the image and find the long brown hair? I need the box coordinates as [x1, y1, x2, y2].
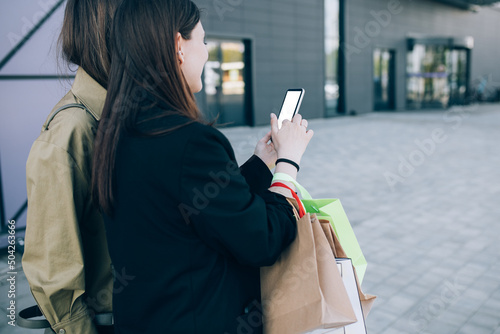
[92, 0, 202, 215]
[59, 0, 120, 88]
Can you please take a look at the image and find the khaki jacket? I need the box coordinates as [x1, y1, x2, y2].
[23, 68, 113, 334]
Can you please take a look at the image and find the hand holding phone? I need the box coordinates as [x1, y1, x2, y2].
[270, 88, 313, 170]
[277, 89, 305, 129]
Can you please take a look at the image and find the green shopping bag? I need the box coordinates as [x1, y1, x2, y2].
[272, 173, 368, 284]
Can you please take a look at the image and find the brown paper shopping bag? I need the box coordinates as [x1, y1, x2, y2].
[261, 197, 358, 334]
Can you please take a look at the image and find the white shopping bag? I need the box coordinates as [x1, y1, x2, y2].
[306, 258, 367, 334]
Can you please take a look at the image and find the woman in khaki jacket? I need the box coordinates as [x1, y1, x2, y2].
[22, 1, 119, 333]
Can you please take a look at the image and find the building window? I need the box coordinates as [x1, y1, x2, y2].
[325, 0, 340, 116]
[373, 48, 395, 111]
[201, 39, 252, 126]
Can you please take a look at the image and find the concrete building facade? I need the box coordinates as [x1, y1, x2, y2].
[193, 0, 500, 126]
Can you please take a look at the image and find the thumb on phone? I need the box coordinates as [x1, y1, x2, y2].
[270, 113, 279, 137]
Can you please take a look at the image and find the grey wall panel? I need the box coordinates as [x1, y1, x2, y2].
[194, 0, 325, 126]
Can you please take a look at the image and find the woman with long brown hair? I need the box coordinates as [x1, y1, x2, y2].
[92, 0, 313, 332]
[23, 1, 119, 333]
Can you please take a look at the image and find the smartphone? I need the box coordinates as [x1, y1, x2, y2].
[277, 88, 305, 129]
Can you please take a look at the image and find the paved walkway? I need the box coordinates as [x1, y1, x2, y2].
[2, 103, 500, 333]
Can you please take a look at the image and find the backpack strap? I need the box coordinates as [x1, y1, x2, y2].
[17, 305, 50, 329]
[18, 305, 114, 329]
[43, 103, 97, 131]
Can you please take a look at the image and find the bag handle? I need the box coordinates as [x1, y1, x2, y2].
[271, 182, 306, 218]
[272, 173, 313, 200]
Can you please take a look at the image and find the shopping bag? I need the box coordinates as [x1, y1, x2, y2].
[261, 193, 358, 334]
[318, 218, 376, 319]
[325, 258, 367, 334]
[272, 175, 367, 285]
[305, 257, 367, 334]
[302, 198, 367, 284]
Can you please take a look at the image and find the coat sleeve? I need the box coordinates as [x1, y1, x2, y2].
[22, 140, 98, 334]
[178, 126, 296, 267]
[239, 155, 273, 196]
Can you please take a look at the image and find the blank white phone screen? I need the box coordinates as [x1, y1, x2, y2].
[278, 91, 302, 129]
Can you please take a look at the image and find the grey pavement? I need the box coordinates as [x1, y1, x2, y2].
[2, 103, 500, 333]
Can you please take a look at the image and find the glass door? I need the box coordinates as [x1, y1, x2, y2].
[203, 40, 251, 126]
[407, 44, 470, 109]
[373, 49, 395, 111]
[448, 48, 469, 106]
[407, 45, 449, 109]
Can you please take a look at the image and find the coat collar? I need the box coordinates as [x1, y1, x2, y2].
[71, 67, 106, 121]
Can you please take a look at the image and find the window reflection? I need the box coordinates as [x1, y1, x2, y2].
[221, 42, 245, 95]
[205, 41, 245, 96]
[374, 49, 395, 110]
[325, 0, 340, 116]
[205, 41, 220, 96]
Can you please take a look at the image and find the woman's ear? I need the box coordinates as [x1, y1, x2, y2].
[176, 32, 185, 65]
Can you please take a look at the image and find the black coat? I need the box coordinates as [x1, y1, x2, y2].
[104, 111, 296, 334]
